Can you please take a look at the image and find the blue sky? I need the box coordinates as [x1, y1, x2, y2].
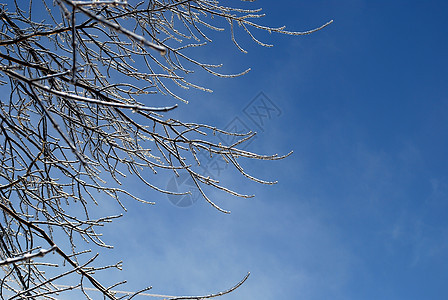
[95, 1, 448, 299]
[2, 0, 448, 299]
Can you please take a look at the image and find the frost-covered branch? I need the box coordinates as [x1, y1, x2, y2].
[0, 0, 330, 298]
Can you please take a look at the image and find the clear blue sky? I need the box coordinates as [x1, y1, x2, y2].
[98, 1, 448, 299]
[4, 1, 448, 299]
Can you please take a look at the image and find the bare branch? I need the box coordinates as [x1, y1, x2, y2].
[0, 0, 330, 298]
[0, 246, 57, 267]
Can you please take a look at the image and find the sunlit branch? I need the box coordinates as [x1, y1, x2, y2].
[0, 0, 330, 298]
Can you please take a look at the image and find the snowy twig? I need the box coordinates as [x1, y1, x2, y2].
[0, 246, 57, 266]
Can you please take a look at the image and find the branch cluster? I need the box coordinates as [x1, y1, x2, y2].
[0, 0, 330, 298]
